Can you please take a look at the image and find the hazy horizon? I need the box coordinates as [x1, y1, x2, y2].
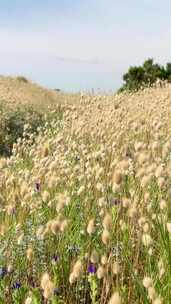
[0, 0, 171, 92]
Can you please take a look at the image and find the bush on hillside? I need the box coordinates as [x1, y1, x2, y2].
[0, 104, 44, 156]
[16, 76, 29, 83]
[119, 58, 171, 92]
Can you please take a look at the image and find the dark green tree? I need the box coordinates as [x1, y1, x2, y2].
[119, 58, 171, 92]
[166, 63, 171, 80]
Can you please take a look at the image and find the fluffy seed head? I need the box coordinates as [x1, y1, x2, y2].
[43, 281, 54, 299]
[101, 255, 108, 265]
[51, 220, 60, 235]
[26, 247, 34, 261]
[108, 292, 122, 304]
[25, 297, 32, 304]
[97, 266, 106, 279]
[101, 229, 111, 245]
[167, 223, 171, 233]
[41, 272, 51, 290]
[102, 213, 113, 230]
[72, 260, 82, 278]
[112, 261, 120, 275]
[153, 298, 163, 304]
[40, 272, 54, 299]
[90, 249, 99, 264]
[148, 286, 156, 301]
[113, 171, 122, 185]
[87, 219, 96, 235]
[143, 277, 153, 288]
[69, 272, 77, 284]
[142, 234, 152, 247]
[60, 219, 68, 232]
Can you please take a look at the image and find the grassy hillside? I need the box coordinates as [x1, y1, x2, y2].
[1, 80, 171, 303]
[0, 76, 61, 109]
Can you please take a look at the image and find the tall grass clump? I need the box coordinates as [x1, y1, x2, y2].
[0, 84, 171, 303]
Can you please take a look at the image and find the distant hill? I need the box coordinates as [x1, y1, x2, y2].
[0, 76, 63, 109]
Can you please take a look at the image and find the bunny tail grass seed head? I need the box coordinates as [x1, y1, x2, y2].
[87, 218, 96, 235]
[108, 292, 122, 304]
[102, 229, 111, 245]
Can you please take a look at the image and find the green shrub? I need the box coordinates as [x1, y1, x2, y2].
[0, 103, 44, 157]
[16, 76, 29, 83]
[119, 58, 171, 92]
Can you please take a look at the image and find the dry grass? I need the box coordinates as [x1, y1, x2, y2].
[1, 79, 171, 303]
[0, 76, 63, 109]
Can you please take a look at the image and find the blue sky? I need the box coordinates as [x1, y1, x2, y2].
[0, 0, 171, 92]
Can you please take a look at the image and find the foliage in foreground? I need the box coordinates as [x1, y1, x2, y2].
[119, 58, 171, 92]
[0, 102, 63, 157]
[1, 87, 171, 303]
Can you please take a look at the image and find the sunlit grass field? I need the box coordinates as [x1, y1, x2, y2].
[1, 78, 171, 303]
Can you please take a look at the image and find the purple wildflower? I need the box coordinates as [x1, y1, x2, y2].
[12, 281, 21, 289]
[0, 267, 7, 279]
[35, 181, 41, 192]
[88, 263, 96, 274]
[52, 254, 60, 264]
[110, 198, 122, 206]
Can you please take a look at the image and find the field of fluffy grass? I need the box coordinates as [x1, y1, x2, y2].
[1, 79, 171, 303]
